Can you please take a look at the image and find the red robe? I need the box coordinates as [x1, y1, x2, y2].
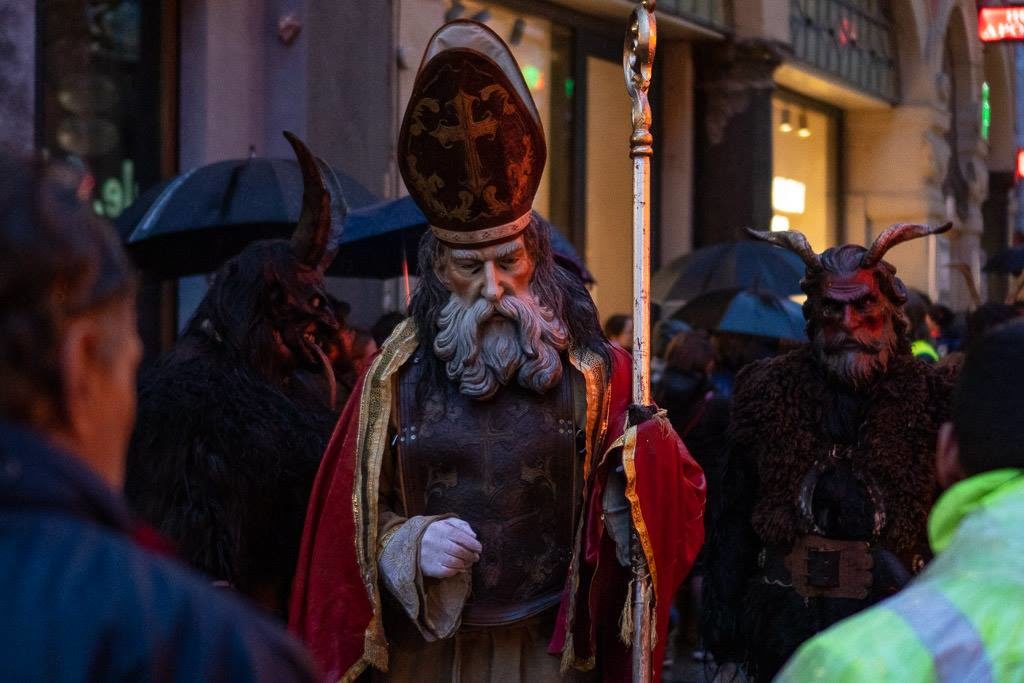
[289, 321, 705, 681]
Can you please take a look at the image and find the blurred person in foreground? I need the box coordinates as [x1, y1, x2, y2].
[703, 225, 956, 679]
[0, 153, 315, 681]
[779, 320, 1024, 681]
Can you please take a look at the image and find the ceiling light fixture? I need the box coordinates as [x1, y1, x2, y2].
[797, 111, 811, 138]
[779, 108, 793, 133]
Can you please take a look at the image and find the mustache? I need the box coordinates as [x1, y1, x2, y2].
[434, 293, 568, 399]
[820, 334, 882, 355]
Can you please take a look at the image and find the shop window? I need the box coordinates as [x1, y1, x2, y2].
[37, 0, 165, 220]
[771, 92, 840, 249]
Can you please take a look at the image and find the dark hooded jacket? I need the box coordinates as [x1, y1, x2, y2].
[703, 347, 955, 679]
[0, 421, 316, 682]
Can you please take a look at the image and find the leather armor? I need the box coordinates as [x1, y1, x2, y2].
[396, 354, 580, 626]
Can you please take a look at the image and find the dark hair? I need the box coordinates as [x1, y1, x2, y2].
[371, 311, 406, 346]
[410, 215, 610, 395]
[953, 320, 1024, 474]
[604, 314, 631, 338]
[903, 289, 932, 341]
[182, 241, 293, 383]
[965, 303, 1021, 346]
[0, 154, 136, 426]
[928, 304, 955, 331]
[664, 330, 714, 374]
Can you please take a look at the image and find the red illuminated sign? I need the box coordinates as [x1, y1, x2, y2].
[979, 7, 1024, 42]
[1016, 149, 1024, 181]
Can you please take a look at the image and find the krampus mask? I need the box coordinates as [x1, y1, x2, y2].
[185, 132, 346, 407]
[747, 222, 951, 389]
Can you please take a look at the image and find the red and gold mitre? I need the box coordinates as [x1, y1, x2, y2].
[398, 20, 546, 247]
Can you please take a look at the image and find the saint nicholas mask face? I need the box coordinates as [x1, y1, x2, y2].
[432, 236, 568, 400]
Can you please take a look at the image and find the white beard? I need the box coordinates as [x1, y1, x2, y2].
[433, 293, 569, 400]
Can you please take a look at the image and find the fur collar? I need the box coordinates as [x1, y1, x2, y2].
[729, 347, 954, 553]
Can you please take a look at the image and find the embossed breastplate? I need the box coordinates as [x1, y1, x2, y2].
[396, 354, 579, 626]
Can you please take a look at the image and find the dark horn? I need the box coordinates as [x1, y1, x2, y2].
[745, 228, 822, 270]
[283, 131, 347, 270]
[861, 222, 952, 268]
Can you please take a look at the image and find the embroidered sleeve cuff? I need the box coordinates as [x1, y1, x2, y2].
[377, 514, 471, 641]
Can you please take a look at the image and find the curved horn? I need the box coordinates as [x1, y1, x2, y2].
[283, 131, 348, 271]
[745, 228, 822, 270]
[861, 222, 952, 269]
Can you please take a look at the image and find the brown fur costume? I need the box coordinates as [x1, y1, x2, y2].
[703, 346, 954, 678]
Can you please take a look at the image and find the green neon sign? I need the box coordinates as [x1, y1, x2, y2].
[981, 81, 991, 142]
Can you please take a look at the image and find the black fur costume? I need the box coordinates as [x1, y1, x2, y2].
[703, 346, 954, 678]
[125, 133, 346, 618]
[127, 342, 334, 613]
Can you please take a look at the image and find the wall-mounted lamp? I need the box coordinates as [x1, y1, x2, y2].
[510, 17, 526, 46]
[797, 111, 811, 138]
[779, 108, 793, 133]
[445, 0, 465, 22]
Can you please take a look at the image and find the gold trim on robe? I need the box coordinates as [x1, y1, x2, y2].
[347, 318, 614, 678]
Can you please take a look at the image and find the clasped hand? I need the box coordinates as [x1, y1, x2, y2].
[419, 518, 482, 578]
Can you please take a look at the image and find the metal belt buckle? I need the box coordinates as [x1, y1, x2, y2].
[786, 534, 874, 599]
[806, 548, 841, 588]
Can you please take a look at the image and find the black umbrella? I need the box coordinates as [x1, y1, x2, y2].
[653, 240, 806, 304]
[673, 288, 807, 342]
[122, 156, 377, 277]
[336, 195, 595, 283]
[983, 245, 1024, 274]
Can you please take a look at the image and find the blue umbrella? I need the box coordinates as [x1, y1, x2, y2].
[335, 195, 594, 282]
[673, 288, 807, 342]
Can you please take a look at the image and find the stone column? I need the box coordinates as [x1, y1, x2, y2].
[982, 171, 1014, 303]
[693, 40, 783, 246]
[0, 2, 36, 153]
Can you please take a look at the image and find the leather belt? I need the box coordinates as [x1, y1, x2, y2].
[762, 535, 874, 600]
[462, 592, 562, 627]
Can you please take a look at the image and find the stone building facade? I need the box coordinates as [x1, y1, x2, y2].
[0, 0, 1016, 345]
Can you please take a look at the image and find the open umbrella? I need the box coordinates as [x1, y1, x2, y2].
[336, 195, 595, 283]
[122, 155, 377, 277]
[983, 245, 1024, 274]
[673, 287, 807, 342]
[653, 240, 806, 305]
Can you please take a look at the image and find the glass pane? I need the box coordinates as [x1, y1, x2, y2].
[771, 94, 837, 250]
[585, 55, 633, 320]
[38, 0, 152, 220]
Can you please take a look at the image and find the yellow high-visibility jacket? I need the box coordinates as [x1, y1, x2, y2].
[777, 468, 1024, 682]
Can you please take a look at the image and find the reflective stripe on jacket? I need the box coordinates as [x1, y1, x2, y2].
[776, 469, 1024, 682]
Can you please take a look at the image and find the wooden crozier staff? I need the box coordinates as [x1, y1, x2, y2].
[624, 1, 656, 680]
